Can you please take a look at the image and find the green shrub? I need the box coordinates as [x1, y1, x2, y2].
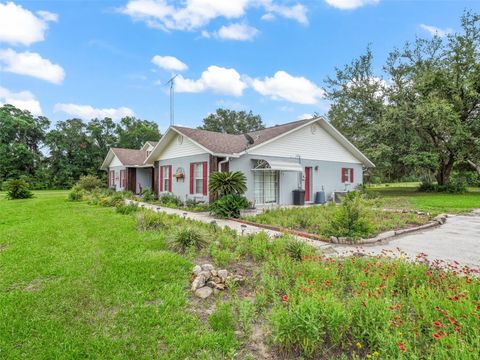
[76, 175, 103, 192]
[208, 171, 247, 196]
[115, 203, 139, 215]
[3, 178, 33, 200]
[236, 298, 256, 337]
[137, 211, 171, 231]
[185, 198, 209, 212]
[170, 227, 207, 253]
[418, 178, 467, 194]
[325, 191, 373, 241]
[68, 185, 85, 201]
[285, 238, 309, 261]
[141, 188, 155, 202]
[158, 193, 183, 207]
[210, 194, 249, 218]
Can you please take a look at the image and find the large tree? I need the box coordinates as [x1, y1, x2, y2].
[198, 108, 265, 134]
[116, 117, 161, 149]
[0, 105, 50, 185]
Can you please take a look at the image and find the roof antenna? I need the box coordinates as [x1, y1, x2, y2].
[244, 134, 255, 148]
[166, 74, 178, 125]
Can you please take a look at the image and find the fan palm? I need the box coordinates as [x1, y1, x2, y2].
[208, 171, 247, 196]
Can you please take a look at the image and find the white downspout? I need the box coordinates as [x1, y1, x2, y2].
[218, 157, 230, 172]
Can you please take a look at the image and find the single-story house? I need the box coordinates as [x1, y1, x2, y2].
[142, 117, 374, 206]
[100, 141, 157, 193]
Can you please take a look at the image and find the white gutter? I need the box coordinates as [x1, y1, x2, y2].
[218, 157, 230, 171]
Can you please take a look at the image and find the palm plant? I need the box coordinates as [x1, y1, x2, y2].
[208, 171, 247, 196]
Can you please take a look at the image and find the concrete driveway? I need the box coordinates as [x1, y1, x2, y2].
[332, 210, 480, 269]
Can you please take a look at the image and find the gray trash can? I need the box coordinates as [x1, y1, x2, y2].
[292, 189, 305, 205]
[314, 191, 326, 204]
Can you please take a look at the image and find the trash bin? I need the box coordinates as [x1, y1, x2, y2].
[292, 189, 305, 205]
[314, 191, 326, 204]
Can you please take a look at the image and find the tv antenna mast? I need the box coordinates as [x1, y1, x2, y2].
[165, 74, 178, 125]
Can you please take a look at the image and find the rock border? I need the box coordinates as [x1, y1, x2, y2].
[232, 213, 448, 245]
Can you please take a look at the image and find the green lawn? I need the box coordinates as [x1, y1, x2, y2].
[370, 186, 480, 214]
[0, 191, 233, 358]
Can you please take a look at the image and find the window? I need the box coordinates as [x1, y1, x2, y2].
[342, 168, 354, 183]
[109, 170, 115, 187]
[194, 163, 203, 194]
[161, 166, 170, 192]
[254, 170, 279, 205]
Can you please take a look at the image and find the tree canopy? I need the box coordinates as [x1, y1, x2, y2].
[198, 108, 265, 134]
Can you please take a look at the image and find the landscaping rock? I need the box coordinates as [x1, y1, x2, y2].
[195, 286, 213, 299]
[433, 214, 447, 225]
[199, 270, 211, 279]
[192, 265, 202, 276]
[217, 269, 228, 281]
[330, 236, 338, 243]
[201, 263, 214, 271]
[191, 275, 206, 291]
[211, 269, 218, 277]
[374, 230, 395, 242]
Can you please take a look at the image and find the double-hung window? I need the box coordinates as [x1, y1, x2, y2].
[342, 168, 354, 183]
[160, 165, 171, 192]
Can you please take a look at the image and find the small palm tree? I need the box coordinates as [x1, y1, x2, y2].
[209, 171, 247, 196]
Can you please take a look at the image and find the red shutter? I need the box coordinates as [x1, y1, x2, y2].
[350, 168, 354, 183]
[108, 170, 111, 187]
[189, 163, 194, 194]
[202, 161, 208, 195]
[341, 168, 346, 183]
[159, 166, 163, 192]
[168, 165, 172, 192]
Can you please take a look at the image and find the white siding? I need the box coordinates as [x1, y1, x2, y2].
[248, 122, 362, 164]
[110, 155, 123, 167]
[157, 133, 206, 160]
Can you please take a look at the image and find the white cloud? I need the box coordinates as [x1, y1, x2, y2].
[325, 0, 379, 10]
[260, 13, 275, 21]
[248, 71, 325, 104]
[0, 49, 65, 84]
[54, 103, 135, 120]
[152, 55, 188, 71]
[0, 86, 42, 115]
[120, 0, 308, 32]
[0, 2, 58, 45]
[215, 22, 259, 41]
[419, 24, 453, 38]
[260, 0, 308, 25]
[176, 65, 247, 96]
[297, 113, 314, 120]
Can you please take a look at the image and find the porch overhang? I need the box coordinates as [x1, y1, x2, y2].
[252, 159, 303, 172]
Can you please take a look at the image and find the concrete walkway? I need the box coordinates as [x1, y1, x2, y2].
[126, 200, 334, 251]
[331, 210, 480, 269]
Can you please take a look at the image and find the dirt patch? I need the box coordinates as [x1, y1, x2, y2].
[0, 244, 8, 252]
[15, 276, 60, 292]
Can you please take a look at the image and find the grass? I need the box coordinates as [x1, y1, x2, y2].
[1, 189, 479, 359]
[0, 191, 236, 358]
[369, 186, 480, 214]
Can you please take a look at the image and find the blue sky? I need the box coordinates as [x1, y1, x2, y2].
[0, 0, 478, 132]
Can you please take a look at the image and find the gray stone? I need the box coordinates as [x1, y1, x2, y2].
[206, 281, 217, 288]
[215, 283, 226, 290]
[192, 265, 202, 275]
[191, 275, 205, 291]
[211, 269, 218, 277]
[195, 286, 213, 299]
[217, 269, 228, 281]
[199, 270, 211, 280]
[374, 230, 395, 241]
[201, 263, 214, 271]
[330, 236, 338, 243]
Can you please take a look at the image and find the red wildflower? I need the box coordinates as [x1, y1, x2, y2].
[433, 333, 441, 340]
[282, 294, 289, 302]
[433, 321, 443, 328]
[398, 342, 407, 353]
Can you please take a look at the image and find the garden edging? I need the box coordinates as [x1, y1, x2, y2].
[232, 213, 448, 245]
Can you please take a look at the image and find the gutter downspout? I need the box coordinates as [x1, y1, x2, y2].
[218, 156, 230, 172]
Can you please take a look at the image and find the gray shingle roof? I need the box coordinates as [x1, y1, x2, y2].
[172, 118, 312, 155]
[111, 148, 148, 166]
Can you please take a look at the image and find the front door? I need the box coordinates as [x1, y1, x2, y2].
[305, 167, 312, 202]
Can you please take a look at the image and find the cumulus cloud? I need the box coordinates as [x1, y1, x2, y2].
[248, 71, 325, 104]
[325, 0, 379, 10]
[54, 103, 135, 120]
[215, 22, 259, 41]
[297, 113, 314, 120]
[120, 0, 308, 32]
[176, 65, 247, 96]
[0, 49, 65, 84]
[0, 2, 58, 45]
[152, 55, 188, 71]
[419, 24, 453, 38]
[0, 86, 42, 115]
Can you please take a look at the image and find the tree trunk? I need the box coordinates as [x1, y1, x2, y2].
[436, 155, 455, 185]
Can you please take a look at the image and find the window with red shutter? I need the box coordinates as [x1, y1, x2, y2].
[168, 165, 172, 192]
[341, 168, 346, 183]
[159, 166, 163, 192]
[189, 163, 194, 194]
[202, 161, 208, 195]
[350, 168, 354, 183]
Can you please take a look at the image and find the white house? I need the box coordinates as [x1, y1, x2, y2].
[100, 141, 157, 193]
[141, 117, 374, 206]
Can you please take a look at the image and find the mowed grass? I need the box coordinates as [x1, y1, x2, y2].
[370, 186, 480, 214]
[0, 191, 234, 359]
